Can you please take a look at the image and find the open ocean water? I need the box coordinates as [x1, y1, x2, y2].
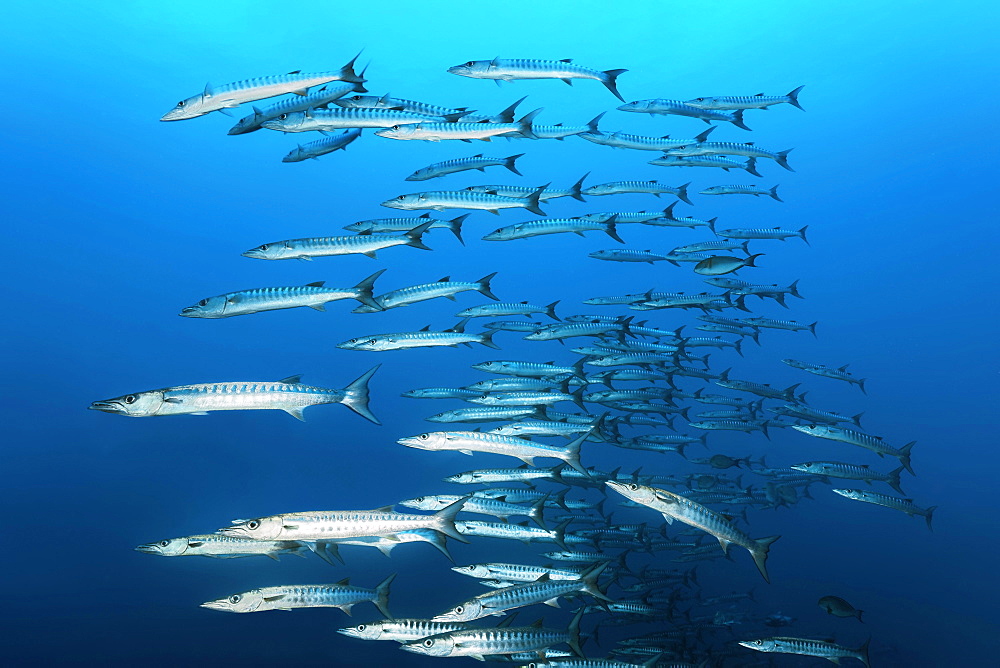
[2, 1, 998, 665]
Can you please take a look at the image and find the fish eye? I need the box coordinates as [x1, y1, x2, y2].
[279, 113, 288, 120]
[465, 61, 474, 67]
[357, 624, 366, 631]
[629, 483, 639, 491]
[199, 299, 208, 307]
[418, 434, 429, 440]
[158, 540, 168, 547]
[424, 639, 434, 647]
[229, 595, 241, 604]
[258, 244, 269, 251]
[247, 520, 260, 530]
[456, 606, 464, 613]
[177, 100, 185, 106]
[754, 640, 763, 646]
[124, 395, 136, 404]
[392, 125, 400, 130]
[367, 339, 377, 345]
[397, 195, 406, 200]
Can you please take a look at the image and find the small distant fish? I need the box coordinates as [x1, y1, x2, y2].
[700, 184, 782, 201]
[242, 222, 433, 260]
[792, 425, 914, 473]
[583, 180, 691, 204]
[282, 128, 362, 162]
[618, 99, 752, 130]
[589, 249, 670, 264]
[818, 595, 864, 621]
[160, 55, 365, 121]
[782, 358, 866, 392]
[407, 153, 524, 181]
[739, 636, 870, 667]
[338, 319, 499, 351]
[694, 254, 764, 276]
[832, 489, 936, 529]
[483, 218, 623, 243]
[465, 173, 589, 201]
[398, 430, 591, 474]
[458, 301, 561, 321]
[201, 574, 395, 616]
[791, 462, 904, 494]
[580, 114, 715, 151]
[650, 154, 762, 176]
[426, 406, 542, 423]
[89, 367, 380, 423]
[685, 86, 805, 111]
[712, 224, 808, 244]
[448, 57, 627, 101]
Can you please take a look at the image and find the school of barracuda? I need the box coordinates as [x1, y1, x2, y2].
[86, 52, 937, 666]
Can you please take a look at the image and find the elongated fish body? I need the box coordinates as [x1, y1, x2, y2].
[202, 575, 395, 616]
[427, 406, 541, 423]
[160, 55, 365, 121]
[452, 562, 583, 583]
[89, 367, 380, 423]
[338, 322, 499, 352]
[399, 430, 589, 474]
[243, 222, 433, 261]
[507, 123, 589, 140]
[472, 359, 584, 378]
[792, 461, 906, 494]
[688, 419, 768, 436]
[607, 481, 779, 582]
[582, 130, 697, 152]
[458, 301, 561, 320]
[282, 128, 362, 162]
[262, 107, 466, 133]
[618, 99, 751, 130]
[581, 207, 676, 224]
[339, 618, 469, 642]
[701, 185, 782, 202]
[221, 498, 469, 543]
[443, 466, 561, 485]
[333, 94, 469, 117]
[402, 387, 480, 399]
[353, 273, 497, 313]
[525, 320, 631, 341]
[792, 425, 915, 474]
[667, 141, 794, 171]
[483, 218, 623, 243]
[466, 376, 571, 391]
[715, 225, 808, 243]
[694, 253, 763, 276]
[776, 403, 862, 427]
[491, 421, 597, 439]
[228, 83, 364, 134]
[583, 180, 691, 204]
[399, 494, 545, 525]
[180, 271, 384, 317]
[344, 212, 467, 243]
[649, 154, 762, 176]
[486, 320, 549, 333]
[402, 619, 582, 660]
[407, 154, 524, 181]
[383, 187, 546, 216]
[468, 389, 581, 408]
[376, 109, 543, 142]
[783, 358, 865, 391]
[675, 239, 750, 254]
[135, 534, 309, 559]
[455, 520, 565, 545]
[465, 183, 584, 202]
[739, 636, 869, 667]
[449, 57, 627, 101]
[716, 371, 799, 401]
[686, 86, 805, 111]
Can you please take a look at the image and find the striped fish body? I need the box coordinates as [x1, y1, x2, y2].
[741, 317, 816, 334]
[435, 575, 603, 622]
[135, 534, 308, 559]
[399, 494, 540, 522]
[338, 328, 496, 351]
[580, 131, 697, 152]
[701, 184, 781, 199]
[383, 189, 544, 215]
[338, 618, 468, 642]
[649, 154, 758, 172]
[229, 83, 363, 134]
[590, 248, 669, 265]
[618, 98, 746, 125]
[402, 624, 575, 659]
[333, 94, 467, 116]
[442, 466, 559, 484]
[525, 321, 629, 340]
[778, 403, 859, 426]
[408, 154, 522, 181]
[584, 352, 673, 367]
[398, 430, 583, 468]
[716, 377, 793, 400]
[716, 226, 807, 242]
[456, 521, 562, 545]
[180, 276, 380, 317]
[242, 229, 430, 260]
[376, 121, 527, 142]
[508, 123, 588, 139]
[460, 302, 559, 319]
[792, 461, 904, 493]
[686, 87, 805, 111]
[466, 376, 570, 391]
[455, 562, 582, 582]
[674, 239, 748, 254]
[353, 275, 495, 313]
[792, 426, 914, 470]
[666, 141, 785, 160]
[582, 209, 673, 223]
[401, 387, 480, 399]
[465, 184, 578, 201]
[451, 58, 610, 82]
[484, 218, 619, 242]
[262, 107, 462, 132]
[583, 180, 689, 201]
[427, 406, 540, 423]
[739, 636, 869, 667]
[471, 360, 582, 377]
[473, 488, 556, 504]
[161, 58, 364, 121]
[688, 419, 766, 433]
[283, 129, 362, 162]
[202, 582, 387, 613]
[469, 390, 577, 407]
[833, 489, 934, 528]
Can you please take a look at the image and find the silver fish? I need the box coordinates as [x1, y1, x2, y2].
[242, 222, 433, 260]
[338, 618, 469, 642]
[738, 636, 869, 667]
[261, 106, 467, 132]
[685, 86, 805, 111]
[700, 184, 782, 200]
[382, 185, 546, 216]
[344, 212, 466, 244]
[618, 98, 751, 130]
[375, 109, 542, 142]
[448, 57, 627, 101]
[135, 535, 309, 560]
[407, 153, 524, 181]
[483, 218, 623, 243]
[282, 128, 363, 162]
[338, 319, 499, 351]
[228, 83, 365, 134]
[353, 273, 497, 313]
[398, 430, 590, 474]
[201, 574, 394, 617]
[833, 489, 935, 529]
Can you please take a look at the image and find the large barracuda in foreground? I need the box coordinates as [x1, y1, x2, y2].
[339, 618, 470, 643]
[398, 430, 592, 474]
[242, 221, 433, 260]
[201, 574, 395, 616]
[160, 54, 365, 121]
[89, 366, 381, 423]
[179, 269, 384, 317]
[739, 636, 870, 667]
[606, 481, 780, 582]
[449, 57, 627, 101]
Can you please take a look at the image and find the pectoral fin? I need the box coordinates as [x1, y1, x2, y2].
[283, 407, 306, 421]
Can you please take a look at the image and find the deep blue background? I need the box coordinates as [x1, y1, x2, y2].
[2, 1, 998, 665]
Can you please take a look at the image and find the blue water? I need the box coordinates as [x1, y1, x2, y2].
[3, 1, 998, 665]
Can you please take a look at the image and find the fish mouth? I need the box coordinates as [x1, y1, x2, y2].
[335, 628, 363, 638]
[396, 437, 428, 449]
[260, 120, 284, 131]
[134, 543, 161, 554]
[241, 250, 265, 259]
[399, 644, 428, 655]
[199, 600, 231, 611]
[89, 400, 123, 414]
[380, 199, 403, 208]
[179, 306, 201, 316]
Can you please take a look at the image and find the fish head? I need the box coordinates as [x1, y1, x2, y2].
[221, 516, 284, 540]
[481, 227, 514, 241]
[342, 221, 368, 232]
[588, 251, 612, 260]
[200, 590, 263, 613]
[89, 389, 165, 417]
[467, 393, 496, 405]
[447, 60, 492, 78]
[616, 100, 647, 113]
[282, 146, 307, 162]
[160, 92, 208, 121]
[470, 361, 504, 373]
[134, 536, 189, 556]
[375, 124, 419, 140]
[405, 168, 431, 181]
[442, 472, 473, 483]
[381, 193, 424, 209]
[241, 241, 289, 260]
[684, 96, 715, 108]
[738, 638, 779, 653]
[789, 462, 820, 474]
[179, 295, 229, 318]
[260, 111, 308, 132]
[228, 111, 264, 135]
[397, 432, 451, 451]
[432, 599, 484, 623]
[605, 480, 658, 507]
[337, 621, 385, 640]
[332, 94, 380, 109]
[451, 564, 490, 578]
[831, 488, 860, 500]
[402, 633, 457, 657]
[398, 495, 449, 511]
[338, 336, 384, 351]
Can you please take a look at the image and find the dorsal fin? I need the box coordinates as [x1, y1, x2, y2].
[420, 325, 431, 331]
[438, 276, 451, 282]
[306, 281, 325, 287]
[287, 70, 301, 74]
[278, 374, 303, 384]
[335, 577, 350, 586]
[530, 618, 545, 628]
[560, 58, 573, 63]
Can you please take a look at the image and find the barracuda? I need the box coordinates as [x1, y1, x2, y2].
[686, 86, 805, 111]
[583, 180, 691, 204]
[739, 636, 869, 667]
[89, 367, 380, 423]
[455, 518, 575, 549]
[713, 224, 809, 244]
[201, 575, 395, 616]
[702, 183, 783, 201]
[338, 618, 470, 642]
[333, 93, 471, 117]
[442, 466, 563, 486]
[579, 114, 715, 151]
[465, 173, 588, 201]
[791, 461, 906, 494]
[589, 248, 669, 264]
[618, 99, 751, 130]
[581, 203, 678, 224]
[344, 212, 466, 244]
[452, 562, 584, 582]
[375, 109, 543, 142]
[468, 387, 586, 410]
[665, 141, 794, 171]
[783, 358, 866, 393]
[282, 128, 362, 162]
[402, 387, 481, 399]
[449, 56, 627, 100]
[607, 481, 779, 582]
[338, 318, 499, 351]
[135, 534, 310, 560]
[353, 273, 497, 313]
[474, 488, 570, 508]
[180, 270, 384, 318]
[427, 406, 542, 423]
[228, 82, 365, 134]
[741, 316, 817, 336]
[460, 301, 561, 320]
[674, 239, 749, 254]
[716, 369, 802, 401]
[774, 403, 862, 427]
[472, 358, 584, 378]
[402, 610, 585, 660]
[262, 106, 468, 133]
[242, 221, 433, 260]
[835, 489, 935, 529]
[792, 425, 916, 474]
[383, 185, 546, 215]
[399, 493, 548, 528]
[649, 154, 762, 176]
[398, 430, 591, 474]
[221, 496, 469, 544]
[483, 217, 624, 243]
[433, 563, 609, 622]
[160, 54, 364, 121]
[407, 153, 524, 181]
[525, 319, 633, 341]
[466, 376, 574, 391]
[505, 123, 590, 139]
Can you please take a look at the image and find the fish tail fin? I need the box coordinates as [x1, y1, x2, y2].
[924, 506, 937, 531]
[676, 181, 693, 205]
[567, 608, 587, 656]
[406, 221, 434, 250]
[858, 378, 868, 395]
[476, 271, 500, 300]
[516, 107, 543, 140]
[733, 337, 744, 357]
[339, 50, 366, 83]
[586, 111, 606, 133]
[582, 562, 613, 601]
[808, 321, 818, 338]
[447, 213, 468, 245]
[570, 172, 590, 201]
[788, 279, 802, 299]
[495, 95, 526, 123]
[434, 495, 471, 543]
[750, 535, 781, 583]
[353, 268, 386, 310]
[745, 156, 762, 177]
[529, 494, 549, 530]
[561, 430, 590, 476]
[744, 253, 764, 268]
[505, 153, 525, 176]
[478, 329, 501, 350]
[776, 149, 795, 172]
[424, 530, 455, 562]
[546, 300, 561, 321]
[731, 109, 752, 131]
[856, 637, 871, 668]
[887, 466, 906, 495]
[798, 225, 810, 245]
[601, 69, 628, 102]
[707, 216, 718, 235]
[340, 365, 381, 424]
[899, 441, 916, 476]
[605, 219, 625, 244]
[373, 573, 396, 619]
[787, 85, 805, 110]
[769, 184, 783, 202]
